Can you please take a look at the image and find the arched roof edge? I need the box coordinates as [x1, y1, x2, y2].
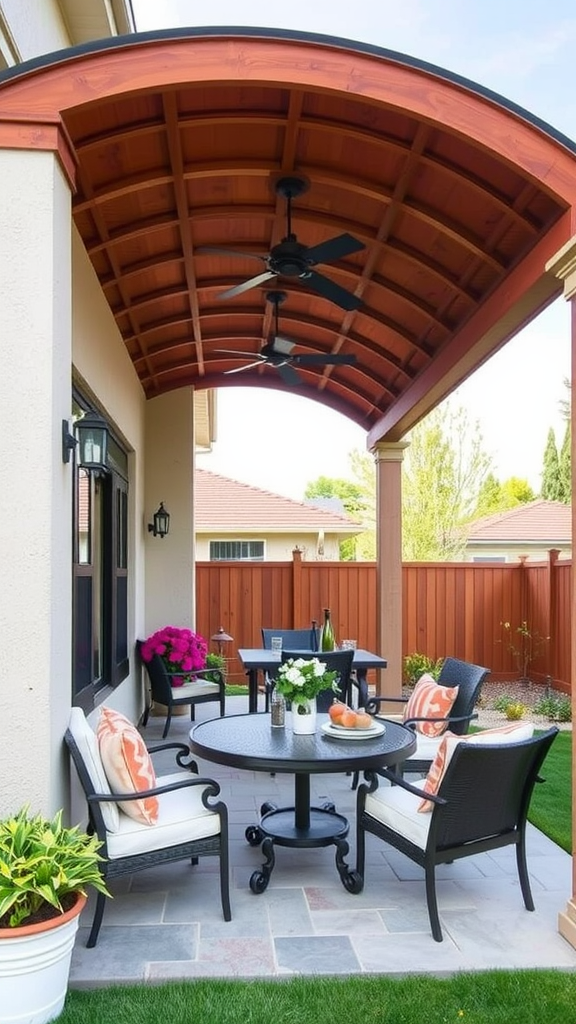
[1, 25, 575, 157]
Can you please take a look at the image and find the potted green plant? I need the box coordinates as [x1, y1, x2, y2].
[0, 805, 110, 1024]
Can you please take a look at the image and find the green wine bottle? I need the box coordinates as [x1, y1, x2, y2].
[320, 608, 335, 651]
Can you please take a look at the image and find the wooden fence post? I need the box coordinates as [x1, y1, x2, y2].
[292, 547, 303, 627]
[547, 548, 560, 683]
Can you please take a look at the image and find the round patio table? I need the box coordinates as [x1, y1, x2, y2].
[190, 712, 416, 894]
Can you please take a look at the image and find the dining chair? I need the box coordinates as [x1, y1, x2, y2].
[137, 640, 226, 738]
[65, 707, 231, 947]
[350, 657, 489, 789]
[280, 647, 356, 711]
[354, 725, 559, 941]
[261, 626, 320, 710]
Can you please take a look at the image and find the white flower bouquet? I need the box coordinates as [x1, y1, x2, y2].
[275, 656, 339, 708]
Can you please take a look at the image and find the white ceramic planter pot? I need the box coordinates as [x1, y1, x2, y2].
[0, 892, 86, 1024]
[291, 698, 317, 735]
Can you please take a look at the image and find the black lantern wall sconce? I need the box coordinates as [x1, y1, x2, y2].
[61, 411, 111, 473]
[148, 502, 170, 539]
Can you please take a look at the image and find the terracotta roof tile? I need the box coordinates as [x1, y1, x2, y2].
[194, 468, 362, 534]
[467, 500, 571, 543]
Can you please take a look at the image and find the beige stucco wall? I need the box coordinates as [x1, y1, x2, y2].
[144, 389, 197, 633]
[195, 533, 345, 561]
[0, 149, 73, 815]
[0, 0, 70, 61]
[465, 543, 571, 562]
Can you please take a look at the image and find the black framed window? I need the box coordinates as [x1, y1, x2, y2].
[72, 396, 129, 709]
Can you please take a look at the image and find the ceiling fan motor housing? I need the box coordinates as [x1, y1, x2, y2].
[269, 238, 311, 277]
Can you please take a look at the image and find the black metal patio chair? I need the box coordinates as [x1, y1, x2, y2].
[354, 725, 559, 941]
[137, 639, 226, 738]
[65, 707, 231, 947]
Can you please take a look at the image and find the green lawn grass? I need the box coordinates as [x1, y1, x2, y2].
[224, 683, 249, 696]
[528, 730, 571, 852]
[61, 971, 576, 1024]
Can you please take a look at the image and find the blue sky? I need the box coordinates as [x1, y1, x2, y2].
[131, 0, 575, 498]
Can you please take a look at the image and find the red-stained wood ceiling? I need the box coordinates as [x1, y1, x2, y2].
[2, 28, 576, 446]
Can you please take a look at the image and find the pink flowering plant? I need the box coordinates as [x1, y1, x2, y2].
[141, 625, 207, 686]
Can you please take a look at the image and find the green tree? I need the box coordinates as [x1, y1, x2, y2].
[304, 475, 370, 560]
[558, 421, 571, 503]
[401, 403, 493, 560]
[475, 474, 535, 517]
[541, 428, 561, 500]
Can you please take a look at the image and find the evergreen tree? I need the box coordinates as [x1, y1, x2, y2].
[540, 429, 561, 500]
[558, 421, 571, 503]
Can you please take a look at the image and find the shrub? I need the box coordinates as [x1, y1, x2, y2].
[533, 694, 572, 722]
[403, 653, 443, 687]
[498, 621, 550, 681]
[504, 702, 526, 720]
[203, 651, 226, 682]
[492, 694, 515, 713]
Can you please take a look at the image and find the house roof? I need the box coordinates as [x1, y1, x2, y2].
[467, 500, 572, 544]
[2, 29, 576, 445]
[194, 468, 362, 534]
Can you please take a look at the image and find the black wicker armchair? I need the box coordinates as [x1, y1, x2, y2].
[354, 726, 558, 941]
[138, 639, 226, 738]
[65, 707, 231, 947]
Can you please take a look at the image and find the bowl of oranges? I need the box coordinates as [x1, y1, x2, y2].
[328, 700, 373, 730]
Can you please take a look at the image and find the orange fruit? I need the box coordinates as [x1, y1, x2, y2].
[340, 708, 358, 729]
[328, 701, 346, 723]
[355, 711, 372, 729]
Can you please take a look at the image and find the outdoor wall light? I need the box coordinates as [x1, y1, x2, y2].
[148, 502, 170, 538]
[75, 411, 110, 472]
[62, 419, 77, 463]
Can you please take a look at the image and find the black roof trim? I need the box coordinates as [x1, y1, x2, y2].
[1, 25, 575, 156]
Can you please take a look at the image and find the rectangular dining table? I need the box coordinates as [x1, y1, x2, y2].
[238, 647, 388, 714]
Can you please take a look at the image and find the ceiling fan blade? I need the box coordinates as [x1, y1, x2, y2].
[218, 272, 276, 300]
[293, 353, 357, 365]
[214, 348, 265, 359]
[224, 361, 264, 375]
[303, 270, 362, 311]
[276, 362, 302, 386]
[304, 233, 365, 265]
[197, 246, 267, 262]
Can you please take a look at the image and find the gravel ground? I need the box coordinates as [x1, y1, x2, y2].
[475, 680, 572, 731]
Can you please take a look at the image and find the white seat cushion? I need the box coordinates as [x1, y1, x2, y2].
[364, 780, 431, 850]
[68, 708, 120, 833]
[105, 771, 221, 859]
[173, 680, 220, 699]
[405, 733, 443, 762]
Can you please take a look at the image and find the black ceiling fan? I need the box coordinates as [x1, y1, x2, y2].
[198, 175, 365, 311]
[215, 290, 357, 386]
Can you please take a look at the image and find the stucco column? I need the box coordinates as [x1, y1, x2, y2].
[0, 142, 73, 815]
[144, 389, 196, 632]
[545, 236, 576, 948]
[373, 441, 409, 699]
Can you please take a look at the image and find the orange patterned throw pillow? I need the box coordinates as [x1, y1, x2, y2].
[97, 707, 159, 825]
[403, 673, 459, 737]
[417, 721, 535, 813]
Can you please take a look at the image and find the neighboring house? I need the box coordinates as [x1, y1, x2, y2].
[194, 469, 362, 561]
[465, 500, 572, 562]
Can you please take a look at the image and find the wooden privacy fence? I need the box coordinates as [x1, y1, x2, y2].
[196, 549, 571, 693]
